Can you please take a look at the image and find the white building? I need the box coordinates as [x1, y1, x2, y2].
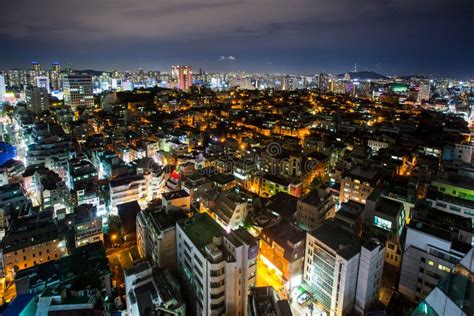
[109, 175, 147, 213]
[398, 207, 472, 303]
[454, 143, 473, 164]
[176, 213, 258, 316]
[303, 220, 385, 315]
[35, 76, 50, 93]
[0, 75, 6, 103]
[340, 165, 381, 204]
[212, 190, 250, 232]
[367, 139, 389, 153]
[63, 75, 94, 113]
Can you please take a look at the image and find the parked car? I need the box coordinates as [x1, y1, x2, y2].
[297, 292, 310, 305]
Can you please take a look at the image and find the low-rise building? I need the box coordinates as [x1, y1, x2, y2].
[71, 204, 103, 249]
[3, 212, 67, 278]
[296, 188, 335, 231]
[136, 204, 186, 270]
[109, 175, 147, 213]
[162, 190, 191, 215]
[259, 220, 306, 296]
[212, 189, 250, 231]
[340, 165, 381, 204]
[364, 193, 405, 267]
[248, 286, 292, 316]
[124, 261, 186, 316]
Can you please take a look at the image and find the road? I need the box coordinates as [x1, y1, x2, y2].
[106, 241, 136, 301]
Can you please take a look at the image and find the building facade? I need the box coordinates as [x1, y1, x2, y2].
[176, 213, 258, 316]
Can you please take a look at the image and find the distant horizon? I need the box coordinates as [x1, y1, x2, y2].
[1, 63, 472, 80]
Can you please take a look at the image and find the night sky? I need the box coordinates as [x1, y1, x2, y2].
[1, 0, 472, 77]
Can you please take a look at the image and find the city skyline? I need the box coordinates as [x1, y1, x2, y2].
[1, 0, 472, 77]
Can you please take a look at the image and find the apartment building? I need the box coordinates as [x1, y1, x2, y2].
[339, 165, 381, 204]
[2, 213, 67, 278]
[398, 207, 472, 303]
[303, 220, 385, 315]
[136, 204, 186, 270]
[176, 213, 258, 316]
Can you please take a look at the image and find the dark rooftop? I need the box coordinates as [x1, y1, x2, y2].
[162, 189, 189, 201]
[266, 191, 298, 219]
[309, 220, 361, 260]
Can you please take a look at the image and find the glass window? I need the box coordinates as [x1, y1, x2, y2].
[373, 216, 392, 231]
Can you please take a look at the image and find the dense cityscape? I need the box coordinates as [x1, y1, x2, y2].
[0, 61, 472, 316]
[0, 0, 473, 315]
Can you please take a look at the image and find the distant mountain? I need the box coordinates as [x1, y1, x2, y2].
[74, 69, 105, 76]
[396, 74, 428, 80]
[337, 71, 388, 80]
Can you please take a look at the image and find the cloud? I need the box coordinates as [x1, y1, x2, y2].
[219, 56, 236, 61]
[0, 0, 471, 76]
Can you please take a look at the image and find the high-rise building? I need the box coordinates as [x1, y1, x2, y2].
[25, 86, 50, 114]
[6, 69, 28, 88]
[49, 62, 61, 90]
[35, 76, 50, 93]
[176, 213, 258, 316]
[303, 220, 385, 315]
[29, 61, 41, 85]
[177, 65, 192, 90]
[171, 65, 179, 81]
[417, 82, 431, 103]
[63, 75, 94, 113]
[0, 75, 6, 104]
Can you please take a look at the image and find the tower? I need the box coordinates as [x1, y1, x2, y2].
[177, 65, 192, 90]
[63, 75, 94, 114]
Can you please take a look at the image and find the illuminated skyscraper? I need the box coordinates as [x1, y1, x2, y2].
[176, 65, 192, 90]
[0, 75, 5, 104]
[63, 75, 94, 113]
[171, 65, 179, 81]
[49, 62, 61, 90]
[29, 61, 41, 85]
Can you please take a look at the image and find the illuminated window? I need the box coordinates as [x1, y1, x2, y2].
[428, 260, 434, 266]
[438, 264, 450, 272]
[374, 216, 392, 230]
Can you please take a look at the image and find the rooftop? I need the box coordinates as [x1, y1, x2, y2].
[343, 165, 381, 186]
[179, 213, 231, 250]
[376, 197, 404, 218]
[310, 220, 361, 260]
[162, 189, 189, 201]
[266, 191, 298, 219]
